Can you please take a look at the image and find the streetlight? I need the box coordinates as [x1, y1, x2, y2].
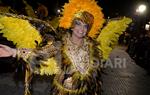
[57, 9, 61, 14]
[132, 3, 147, 41]
[145, 23, 150, 30]
[56, 9, 61, 17]
[136, 4, 147, 14]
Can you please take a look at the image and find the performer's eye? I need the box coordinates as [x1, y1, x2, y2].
[75, 20, 81, 25]
[84, 24, 89, 30]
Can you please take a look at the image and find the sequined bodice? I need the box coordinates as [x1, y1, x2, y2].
[64, 35, 90, 74]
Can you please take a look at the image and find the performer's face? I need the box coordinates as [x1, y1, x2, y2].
[72, 20, 88, 38]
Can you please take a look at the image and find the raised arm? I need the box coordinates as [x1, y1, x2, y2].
[0, 44, 16, 57]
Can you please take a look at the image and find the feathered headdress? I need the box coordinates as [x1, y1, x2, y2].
[59, 0, 105, 38]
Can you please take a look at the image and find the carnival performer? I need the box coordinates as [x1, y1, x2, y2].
[0, 0, 132, 94]
[51, 11, 103, 95]
[0, 0, 105, 95]
[0, 11, 103, 95]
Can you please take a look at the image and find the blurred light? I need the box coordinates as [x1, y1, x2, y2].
[57, 9, 61, 13]
[145, 24, 150, 30]
[136, 4, 147, 14]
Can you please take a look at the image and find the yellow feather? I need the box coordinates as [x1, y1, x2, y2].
[97, 17, 132, 59]
[39, 57, 60, 75]
[0, 16, 42, 48]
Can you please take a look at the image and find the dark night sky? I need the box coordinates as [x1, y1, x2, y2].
[1, 0, 150, 19]
[25, 0, 136, 17]
[45, 0, 135, 17]
[40, 0, 150, 18]
[98, 0, 150, 17]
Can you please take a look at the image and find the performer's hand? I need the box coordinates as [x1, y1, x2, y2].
[64, 77, 73, 89]
[0, 44, 16, 57]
